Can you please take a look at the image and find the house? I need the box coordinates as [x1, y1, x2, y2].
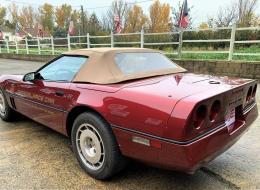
[0, 24, 51, 42]
[0, 25, 17, 41]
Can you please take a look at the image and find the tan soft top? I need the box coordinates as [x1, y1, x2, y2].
[63, 48, 186, 84]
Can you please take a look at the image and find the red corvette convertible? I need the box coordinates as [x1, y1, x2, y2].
[0, 48, 258, 180]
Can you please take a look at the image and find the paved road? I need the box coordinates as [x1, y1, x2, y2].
[0, 58, 259, 190]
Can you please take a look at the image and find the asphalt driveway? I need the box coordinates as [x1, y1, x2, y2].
[0, 58, 259, 190]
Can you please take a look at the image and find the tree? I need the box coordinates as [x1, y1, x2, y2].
[199, 22, 209, 29]
[39, 3, 54, 33]
[55, 4, 72, 29]
[124, 5, 148, 33]
[19, 6, 35, 28]
[87, 13, 102, 35]
[103, 0, 130, 32]
[70, 10, 81, 34]
[0, 5, 6, 25]
[213, 3, 237, 27]
[249, 14, 260, 26]
[8, 3, 19, 27]
[149, 0, 172, 32]
[238, 0, 258, 26]
[101, 14, 111, 32]
[209, 0, 259, 27]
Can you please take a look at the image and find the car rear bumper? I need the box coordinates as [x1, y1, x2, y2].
[112, 103, 258, 173]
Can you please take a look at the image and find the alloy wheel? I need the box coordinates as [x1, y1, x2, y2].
[76, 123, 105, 170]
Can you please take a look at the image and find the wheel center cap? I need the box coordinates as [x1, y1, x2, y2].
[80, 129, 102, 164]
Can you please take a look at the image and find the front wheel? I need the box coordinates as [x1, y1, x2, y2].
[0, 89, 15, 121]
[71, 112, 127, 180]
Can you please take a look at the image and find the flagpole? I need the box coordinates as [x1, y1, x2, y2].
[81, 5, 85, 35]
[178, 28, 183, 59]
[78, 28, 81, 45]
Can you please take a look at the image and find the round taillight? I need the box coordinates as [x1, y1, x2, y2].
[194, 105, 207, 129]
[252, 84, 257, 98]
[246, 87, 252, 102]
[209, 100, 221, 122]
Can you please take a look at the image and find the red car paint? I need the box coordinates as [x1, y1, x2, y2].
[0, 72, 258, 173]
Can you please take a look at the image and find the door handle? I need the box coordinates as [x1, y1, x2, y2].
[55, 90, 64, 96]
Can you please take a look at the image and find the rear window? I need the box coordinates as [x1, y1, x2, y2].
[115, 52, 178, 75]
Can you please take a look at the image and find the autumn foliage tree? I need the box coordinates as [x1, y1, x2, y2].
[149, 0, 172, 32]
[39, 3, 54, 33]
[199, 22, 209, 29]
[0, 5, 6, 25]
[19, 6, 35, 28]
[55, 4, 72, 29]
[124, 5, 148, 33]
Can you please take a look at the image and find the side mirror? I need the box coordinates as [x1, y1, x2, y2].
[23, 72, 35, 82]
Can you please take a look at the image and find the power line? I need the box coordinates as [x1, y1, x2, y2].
[3, 0, 81, 8]
[3, 0, 154, 9]
[85, 0, 154, 10]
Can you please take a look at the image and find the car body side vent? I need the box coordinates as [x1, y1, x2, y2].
[10, 97, 16, 109]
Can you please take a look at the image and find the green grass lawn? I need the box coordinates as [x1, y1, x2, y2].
[167, 53, 260, 61]
[1, 46, 260, 61]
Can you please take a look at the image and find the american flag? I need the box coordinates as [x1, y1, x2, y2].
[179, 0, 189, 28]
[68, 21, 75, 35]
[114, 15, 123, 33]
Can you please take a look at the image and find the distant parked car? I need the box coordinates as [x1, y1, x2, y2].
[0, 48, 258, 180]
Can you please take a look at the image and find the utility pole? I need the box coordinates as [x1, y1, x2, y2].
[81, 5, 85, 35]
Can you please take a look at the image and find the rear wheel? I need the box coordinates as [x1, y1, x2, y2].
[0, 89, 15, 121]
[71, 112, 127, 180]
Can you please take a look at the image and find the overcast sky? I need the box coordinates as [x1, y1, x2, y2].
[1, 0, 260, 26]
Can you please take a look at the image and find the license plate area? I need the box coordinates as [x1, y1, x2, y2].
[225, 105, 244, 134]
[225, 108, 236, 127]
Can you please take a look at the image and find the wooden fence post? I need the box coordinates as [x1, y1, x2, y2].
[67, 34, 71, 51]
[37, 37, 41, 55]
[15, 37, 18, 54]
[178, 29, 183, 59]
[228, 24, 236, 61]
[111, 31, 114, 48]
[87, 33, 90, 49]
[25, 37, 29, 54]
[5, 39, 9, 53]
[51, 36, 55, 55]
[140, 29, 144, 48]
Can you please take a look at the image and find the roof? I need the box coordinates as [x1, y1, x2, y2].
[63, 48, 187, 84]
[0, 25, 13, 33]
[20, 27, 51, 38]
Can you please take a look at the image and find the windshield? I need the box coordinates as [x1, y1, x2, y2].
[115, 52, 179, 75]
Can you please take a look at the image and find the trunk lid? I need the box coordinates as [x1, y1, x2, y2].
[119, 73, 253, 101]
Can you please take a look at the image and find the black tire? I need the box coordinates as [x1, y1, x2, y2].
[71, 112, 127, 180]
[0, 88, 15, 122]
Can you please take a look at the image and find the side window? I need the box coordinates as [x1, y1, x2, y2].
[38, 56, 87, 82]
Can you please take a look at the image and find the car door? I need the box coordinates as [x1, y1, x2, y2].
[12, 55, 87, 133]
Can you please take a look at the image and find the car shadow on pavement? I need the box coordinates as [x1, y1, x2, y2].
[0, 117, 239, 190]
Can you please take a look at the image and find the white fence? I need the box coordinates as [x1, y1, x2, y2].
[0, 24, 260, 60]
